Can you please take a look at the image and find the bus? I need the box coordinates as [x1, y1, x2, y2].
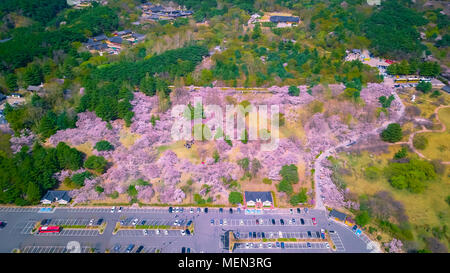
[38, 226, 61, 234]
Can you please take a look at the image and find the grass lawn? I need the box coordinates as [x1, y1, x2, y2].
[416, 107, 450, 162]
[338, 147, 450, 249]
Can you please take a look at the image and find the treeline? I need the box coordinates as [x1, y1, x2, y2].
[386, 60, 441, 77]
[3, 94, 77, 137]
[0, 0, 68, 24]
[0, 5, 118, 72]
[364, 0, 427, 59]
[92, 45, 209, 84]
[0, 142, 83, 205]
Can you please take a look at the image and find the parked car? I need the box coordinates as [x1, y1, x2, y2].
[235, 231, 240, 238]
[210, 219, 214, 225]
[304, 208, 308, 213]
[352, 225, 358, 232]
[256, 219, 259, 225]
[300, 218, 305, 225]
[245, 243, 250, 249]
[219, 208, 223, 213]
[325, 243, 330, 249]
[96, 218, 103, 225]
[320, 229, 326, 239]
[249, 232, 252, 238]
[281, 242, 285, 249]
[253, 232, 257, 238]
[185, 229, 191, 235]
[280, 219, 284, 225]
[190, 208, 194, 214]
[132, 218, 139, 226]
[292, 218, 296, 224]
[307, 231, 312, 238]
[271, 219, 276, 225]
[197, 208, 201, 213]
[143, 230, 148, 236]
[136, 245, 144, 253]
[297, 208, 301, 214]
[187, 248, 191, 253]
[0, 221, 6, 229]
[89, 219, 94, 226]
[126, 244, 135, 253]
[186, 220, 192, 226]
[262, 232, 265, 239]
[181, 247, 186, 253]
[111, 206, 115, 213]
[276, 242, 280, 248]
[40, 219, 49, 226]
[316, 231, 320, 238]
[118, 207, 122, 213]
[289, 208, 293, 214]
[237, 208, 241, 213]
[219, 219, 223, 225]
[312, 218, 317, 225]
[155, 229, 160, 235]
[223, 219, 227, 225]
[181, 230, 186, 236]
[113, 244, 121, 252]
[204, 208, 208, 213]
[240, 220, 244, 225]
[307, 242, 312, 248]
[168, 207, 173, 213]
[140, 220, 146, 225]
[229, 208, 233, 214]
[164, 230, 168, 235]
[257, 232, 261, 238]
[329, 230, 335, 234]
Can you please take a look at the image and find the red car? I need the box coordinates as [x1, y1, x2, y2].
[312, 218, 317, 225]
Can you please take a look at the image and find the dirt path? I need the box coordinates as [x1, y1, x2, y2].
[391, 105, 450, 164]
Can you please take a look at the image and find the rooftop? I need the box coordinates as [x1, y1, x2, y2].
[244, 191, 273, 202]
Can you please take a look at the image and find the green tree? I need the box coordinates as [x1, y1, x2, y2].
[413, 135, 428, 150]
[228, 191, 243, 204]
[394, 146, 408, 159]
[5, 73, 18, 91]
[288, 86, 300, 96]
[26, 182, 41, 204]
[416, 81, 432, 93]
[381, 123, 403, 143]
[127, 185, 138, 197]
[84, 155, 108, 173]
[355, 211, 371, 227]
[94, 140, 114, 151]
[280, 164, 299, 184]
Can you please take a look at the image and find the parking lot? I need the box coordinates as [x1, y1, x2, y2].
[0, 207, 39, 213]
[114, 229, 189, 237]
[213, 217, 313, 227]
[36, 229, 100, 236]
[329, 232, 345, 252]
[234, 230, 323, 240]
[234, 241, 330, 250]
[21, 246, 92, 253]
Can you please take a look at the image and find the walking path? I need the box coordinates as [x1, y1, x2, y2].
[391, 105, 450, 164]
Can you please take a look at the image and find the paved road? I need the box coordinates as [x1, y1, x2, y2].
[0, 207, 371, 253]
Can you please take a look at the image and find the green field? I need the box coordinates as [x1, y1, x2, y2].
[338, 147, 450, 249]
[417, 107, 450, 162]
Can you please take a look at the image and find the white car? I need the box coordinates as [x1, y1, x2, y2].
[111, 206, 115, 213]
[325, 243, 330, 249]
[132, 218, 138, 226]
[239, 220, 244, 225]
[89, 219, 94, 226]
[118, 207, 122, 213]
[190, 208, 194, 213]
[223, 219, 227, 225]
[260, 218, 264, 225]
[289, 208, 293, 214]
[181, 230, 186, 236]
[164, 230, 168, 235]
[245, 243, 250, 249]
[143, 230, 148, 235]
[173, 220, 179, 226]
[267, 243, 272, 248]
[155, 229, 160, 235]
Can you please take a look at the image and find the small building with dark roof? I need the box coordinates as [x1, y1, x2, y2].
[244, 191, 274, 209]
[0, 93, 6, 102]
[92, 34, 108, 42]
[442, 85, 450, 93]
[269, 16, 300, 23]
[27, 85, 43, 92]
[40, 190, 71, 205]
[329, 209, 347, 222]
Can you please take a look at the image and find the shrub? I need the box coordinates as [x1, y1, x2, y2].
[288, 86, 300, 96]
[289, 188, 308, 205]
[262, 178, 272, 185]
[84, 155, 108, 173]
[94, 140, 114, 151]
[394, 146, 408, 159]
[416, 81, 432, 93]
[364, 166, 380, 181]
[413, 135, 428, 150]
[228, 192, 243, 204]
[355, 211, 371, 227]
[127, 185, 138, 197]
[71, 171, 92, 187]
[380, 123, 403, 143]
[95, 186, 104, 193]
[279, 164, 299, 184]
